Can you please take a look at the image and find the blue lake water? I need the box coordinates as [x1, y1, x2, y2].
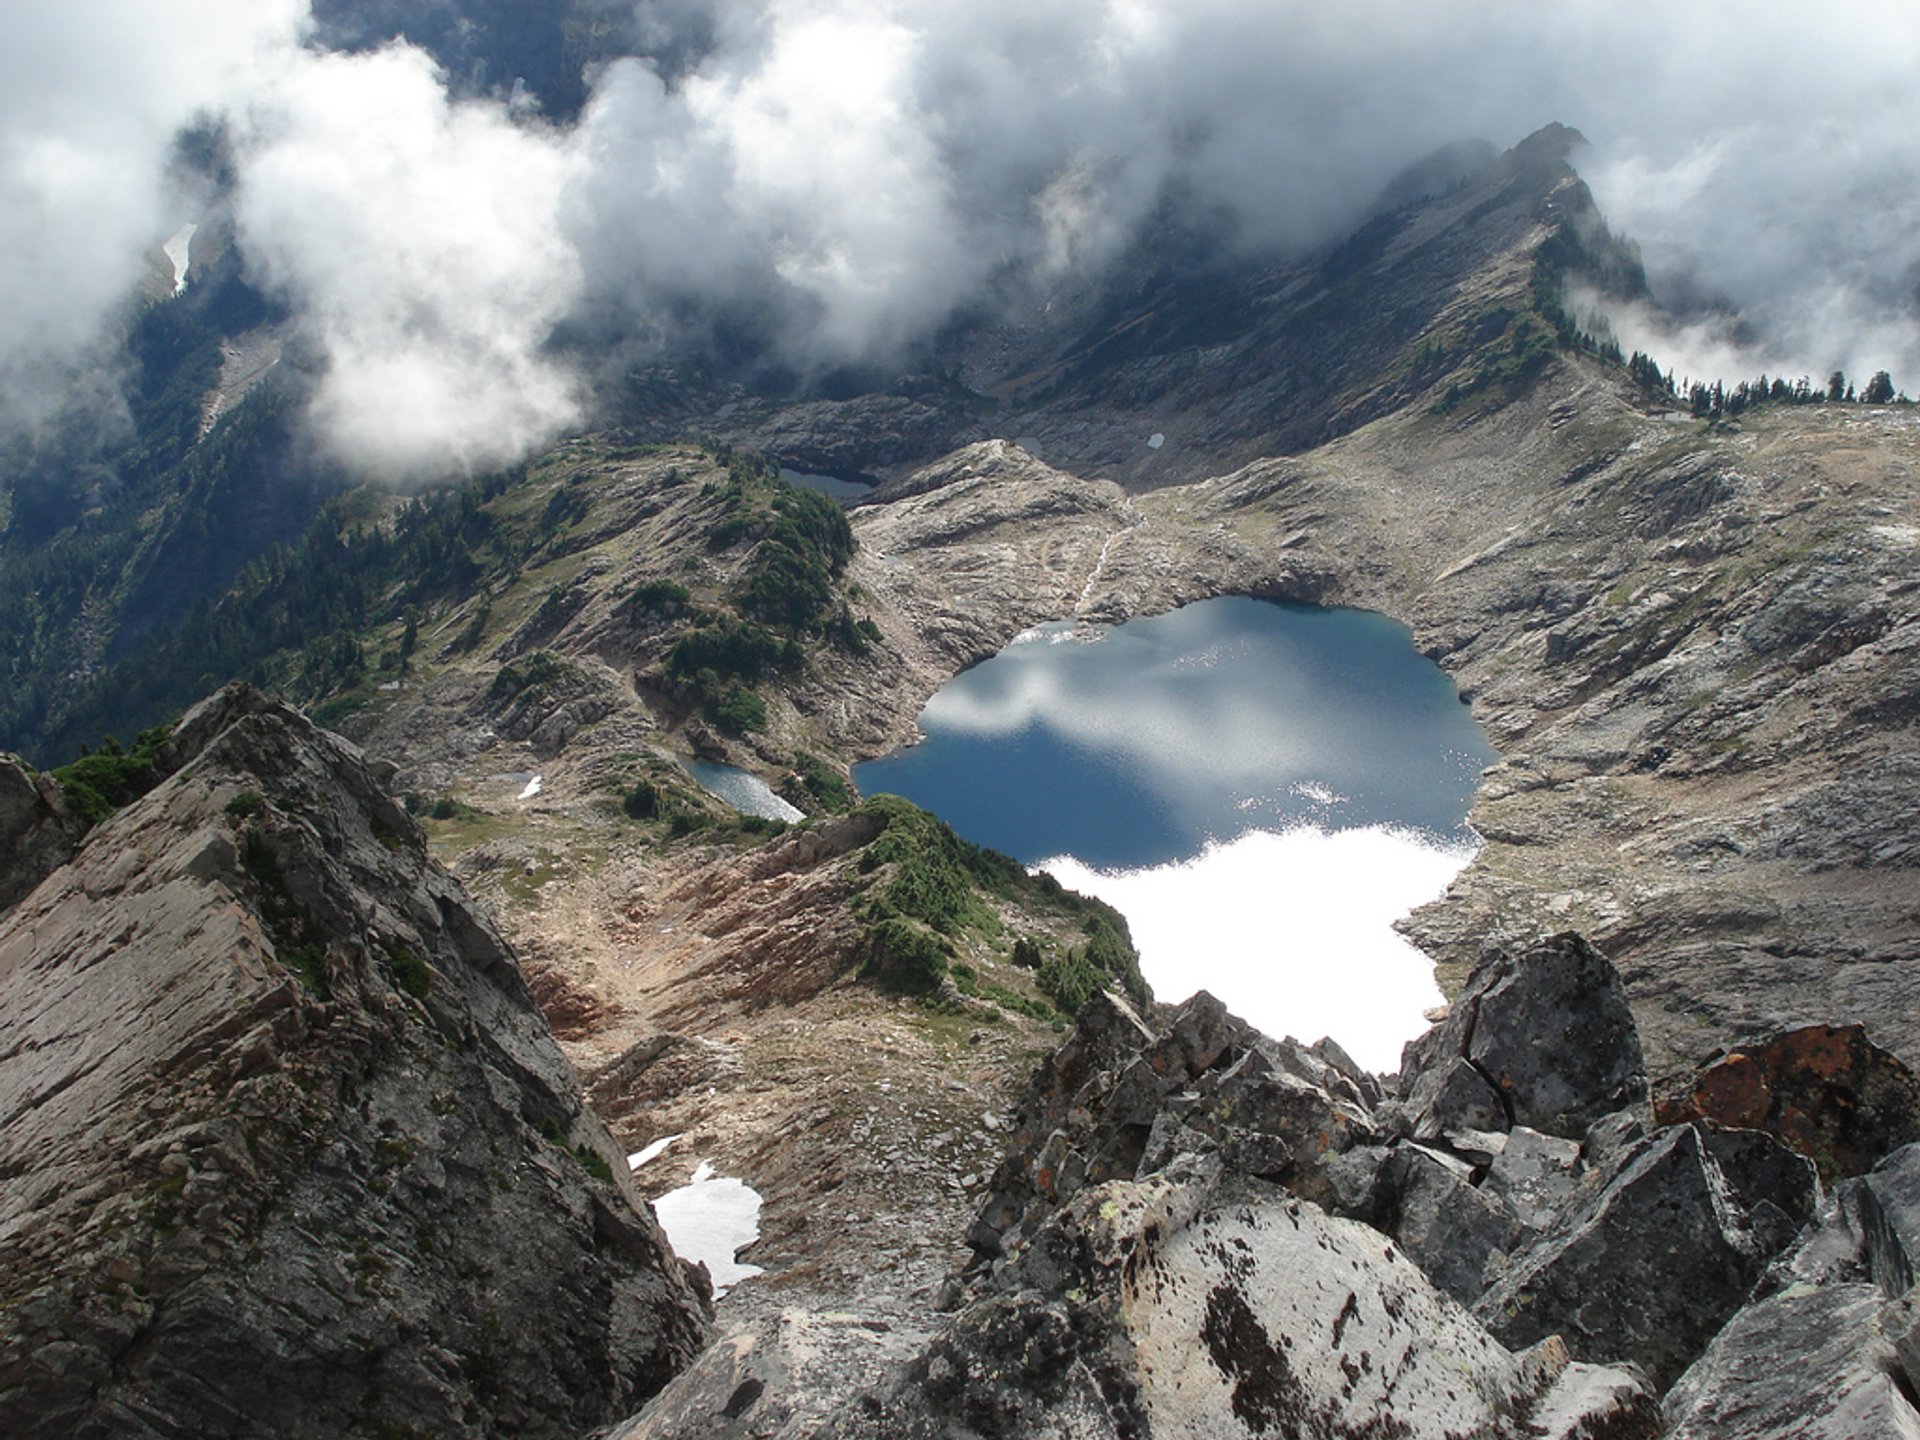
[851, 596, 1499, 1070]
[685, 760, 804, 822]
[780, 467, 872, 503]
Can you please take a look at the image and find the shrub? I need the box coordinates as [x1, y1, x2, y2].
[667, 619, 796, 684]
[704, 683, 766, 735]
[1038, 949, 1102, 1015]
[488, 650, 567, 704]
[629, 579, 691, 614]
[383, 940, 433, 1000]
[622, 779, 660, 819]
[860, 917, 952, 994]
[793, 752, 851, 812]
[52, 720, 175, 827]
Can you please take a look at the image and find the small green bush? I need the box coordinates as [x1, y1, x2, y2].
[488, 651, 567, 704]
[52, 721, 175, 826]
[667, 810, 710, 839]
[793, 752, 851, 812]
[704, 683, 766, 735]
[384, 940, 433, 1000]
[860, 916, 952, 994]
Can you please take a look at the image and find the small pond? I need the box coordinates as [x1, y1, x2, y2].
[780, 467, 872, 503]
[852, 597, 1497, 1070]
[685, 760, 804, 823]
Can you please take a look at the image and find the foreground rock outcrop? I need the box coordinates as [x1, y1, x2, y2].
[0, 686, 709, 1439]
[1653, 1024, 1920, 1181]
[1664, 1143, 1920, 1436]
[615, 924, 1920, 1438]
[825, 1155, 1657, 1440]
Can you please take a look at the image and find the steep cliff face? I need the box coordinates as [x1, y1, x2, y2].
[0, 685, 709, 1439]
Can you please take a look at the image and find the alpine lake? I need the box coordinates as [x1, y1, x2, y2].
[850, 596, 1497, 1072]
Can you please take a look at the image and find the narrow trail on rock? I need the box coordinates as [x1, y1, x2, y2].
[1074, 499, 1143, 616]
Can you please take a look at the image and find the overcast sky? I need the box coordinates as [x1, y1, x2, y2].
[4, 0, 1917, 478]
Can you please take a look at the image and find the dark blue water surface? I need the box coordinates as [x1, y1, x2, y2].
[852, 597, 1496, 871]
[780, 467, 872, 503]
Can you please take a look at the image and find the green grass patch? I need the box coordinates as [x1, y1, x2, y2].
[383, 939, 433, 1000]
[793, 752, 852, 812]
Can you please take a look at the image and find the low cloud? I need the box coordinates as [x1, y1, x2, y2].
[0, 1, 302, 427]
[4, 1, 1920, 479]
[232, 43, 586, 480]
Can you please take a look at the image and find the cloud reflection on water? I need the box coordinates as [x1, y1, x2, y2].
[854, 597, 1497, 1069]
[1043, 825, 1475, 1074]
[904, 603, 1492, 847]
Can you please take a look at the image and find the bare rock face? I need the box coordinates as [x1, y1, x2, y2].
[1664, 1283, 1920, 1439]
[1475, 1122, 1808, 1391]
[0, 754, 84, 913]
[966, 991, 1380, 1266]
[0, 685, 708, 1439]
[1662, 1143, 1920, 1436]
[1653, 1023, 1920, 1181]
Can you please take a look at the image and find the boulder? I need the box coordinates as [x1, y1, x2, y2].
[1700, 1124, 1821, 1254]
[1376, 1145, 1519, 1306]
[0, 755, 84, 914]
[1856, 1143, 1920, 1298]
[1401, 932, 1646, 1142]
[1650, 1142, 1920, 1435]
[1663, 1283, 1920, 1439]
[1653, 1023, 1920, 1180]
[1475, 1122, 1787, 1390]
[1487, 1126, 1583, 1232]
[1405, 1057, 1510, 1140]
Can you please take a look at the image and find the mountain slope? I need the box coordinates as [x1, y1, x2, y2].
[0, 685, 709, 1439]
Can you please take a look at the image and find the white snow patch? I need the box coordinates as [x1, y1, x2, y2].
[1146, 432, 1165, 450]
[162, 222, 197, 295]
[628, 1134, 680, 1171]
[517, 775, 543, 800]
[1040, 823, 1477, 1074]
[652, 1161, 764, 1297]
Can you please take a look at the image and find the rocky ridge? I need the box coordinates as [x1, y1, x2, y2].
[617, 930, 1920, 1437]
[0, 686, 709, 1438]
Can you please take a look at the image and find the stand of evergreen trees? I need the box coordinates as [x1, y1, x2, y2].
[1623, 355, 1907, 419]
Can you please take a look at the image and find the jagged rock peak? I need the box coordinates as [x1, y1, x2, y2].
[0, 683, 709, 1439]
[1504, 121, 1590, 170]
[0, 752, 83, 914]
